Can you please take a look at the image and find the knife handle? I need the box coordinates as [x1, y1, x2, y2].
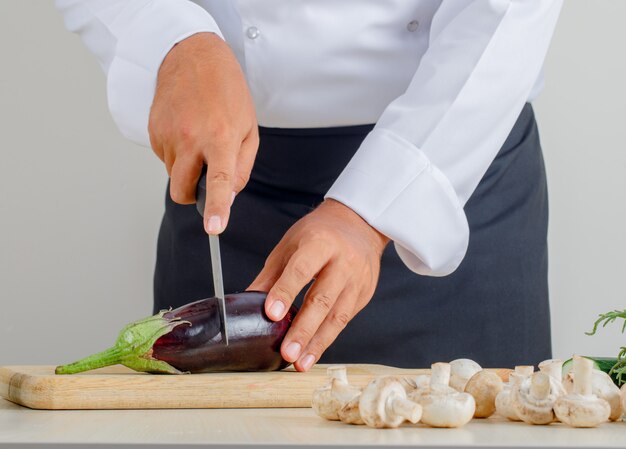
[195, 166, 208, 218]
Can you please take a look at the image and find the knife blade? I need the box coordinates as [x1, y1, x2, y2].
[196, 168, 229, 345]
[209, 233, 228, 345]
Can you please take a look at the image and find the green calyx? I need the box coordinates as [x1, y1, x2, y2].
[55, 310, 190, 375]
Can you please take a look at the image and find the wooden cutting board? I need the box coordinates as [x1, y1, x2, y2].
[0, 364, 511, 410]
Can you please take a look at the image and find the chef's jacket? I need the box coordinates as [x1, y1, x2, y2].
[56, 0, 563, 276]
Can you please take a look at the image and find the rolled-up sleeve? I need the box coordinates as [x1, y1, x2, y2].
[55, 0, 223, 147]
[326, 0, 562, 276]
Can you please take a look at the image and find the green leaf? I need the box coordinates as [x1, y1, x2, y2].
[586, 309, 626, 336]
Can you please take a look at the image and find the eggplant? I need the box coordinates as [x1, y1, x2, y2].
[55, 291, 297, 374]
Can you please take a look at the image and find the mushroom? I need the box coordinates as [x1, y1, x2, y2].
[513, 371, 557, 425]
[338, 394, 364, 425]
[538, 358, 567, 397]
[621, 383, 626, 418]
[554, 355, 611, 427]
[413, 374, 432, 390]
[399, 374, 430, 398]
[414, 362, 476, 428]
[358, 376, 422, 428]
[398, 375, 426, 394]
[495, 365, 534, 421]
[464, 369, 503, 418]
[312, 365, 361, 420]
[563, 364, 622, 421]
[449, 359, 482, 392]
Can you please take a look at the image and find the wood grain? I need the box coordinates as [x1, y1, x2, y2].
[0, 364, 511, 410]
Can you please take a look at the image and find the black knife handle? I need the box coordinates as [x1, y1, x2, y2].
[195, 166, 208, 218]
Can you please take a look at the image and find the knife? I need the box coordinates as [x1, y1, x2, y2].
[196, 169, 229, 345]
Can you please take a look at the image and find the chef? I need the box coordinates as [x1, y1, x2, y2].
[57, 0, 562, 371]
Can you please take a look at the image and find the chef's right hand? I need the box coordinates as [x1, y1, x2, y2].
[148, 32, 259, 234]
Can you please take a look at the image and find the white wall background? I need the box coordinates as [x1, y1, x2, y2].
[0, 1, 625, 366]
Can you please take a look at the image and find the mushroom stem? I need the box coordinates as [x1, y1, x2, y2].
[510, 373, 525, 388]
[573, 355, 592, 397]
[530, 372, 551, 400]
[431, 363, 451, 388]
[387, 396, 422, 424]
[538, 359, 563, 382]
[327, 365, 348, 383]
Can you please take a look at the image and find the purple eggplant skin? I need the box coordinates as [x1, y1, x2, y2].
[152, 291, 298, 373]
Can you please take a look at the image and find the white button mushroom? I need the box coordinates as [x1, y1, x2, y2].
[449, 358, 482, 392]
[554, 356, 611, 428]
[413, 374, 432, 390]
[312, 365, 361, 421]
[413, 362, 476, 428]
[464, 370, 504, 418]
[495, 365, 534, 421]
[513, 371, 557, 425]
[563, 364, 621, 421]
[358, 376, 422, 428]
[398, 375, 428, 394]
[338, 394, 364, 425]
[538, 358, 567, 397]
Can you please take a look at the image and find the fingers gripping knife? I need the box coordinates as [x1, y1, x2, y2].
[196, 170, 229, 345]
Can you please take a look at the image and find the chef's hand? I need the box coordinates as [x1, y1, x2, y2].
[248, 199, 390, 371]
[149, 32, 259, 234]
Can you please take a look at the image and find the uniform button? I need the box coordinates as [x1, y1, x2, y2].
[407, 20, 419, 32]
[246, 26, 260, 39]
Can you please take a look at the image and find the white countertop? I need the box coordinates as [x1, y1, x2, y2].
[1, 398, 624, 448]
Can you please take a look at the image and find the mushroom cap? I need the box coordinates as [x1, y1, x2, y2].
[554, 393, 611, 428]
[404, 375, 433, 407]
[449, 359, 482, 392]
[513, 372, 557, 425]
[495, 373, 528, 421]
[331, 378, 361, 405]
[546, 376, 567, 398]
[419, 389, 476, 428]
[563, 370, 621, 421]
[464, 370, 504, 418]
[359, 376, 412, 428]
[409, 383, 456, 403]
[338, 394, 364, 425]
[495, 387, 520, 421]
[312, 384, 341, 420]
[620, 383, 626, 418]
[311, 368, 360, 421]
[389, 375, 424, 395]
[412, 374, 432, 391]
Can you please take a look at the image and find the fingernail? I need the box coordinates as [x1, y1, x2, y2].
[230, 191, 236, 206]
[300, 354, 315, 371]
[206, 215, 222, 234]
[269, 301, 285, 319]
[284, 342, 301, 361]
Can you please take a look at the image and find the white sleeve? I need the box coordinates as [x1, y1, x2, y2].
[325, 0, 562, 276]
[55, 0, 223, 147]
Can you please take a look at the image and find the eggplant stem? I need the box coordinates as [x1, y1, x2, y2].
[55, 310, 190, 375]
[55, 346, 125, 374]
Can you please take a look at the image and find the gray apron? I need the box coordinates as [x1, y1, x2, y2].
[154, 103, 551, 368]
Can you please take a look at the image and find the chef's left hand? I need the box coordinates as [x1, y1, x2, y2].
[248, 199, 389, 371]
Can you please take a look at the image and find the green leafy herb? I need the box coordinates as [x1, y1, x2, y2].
[586, 309, 626, 386]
